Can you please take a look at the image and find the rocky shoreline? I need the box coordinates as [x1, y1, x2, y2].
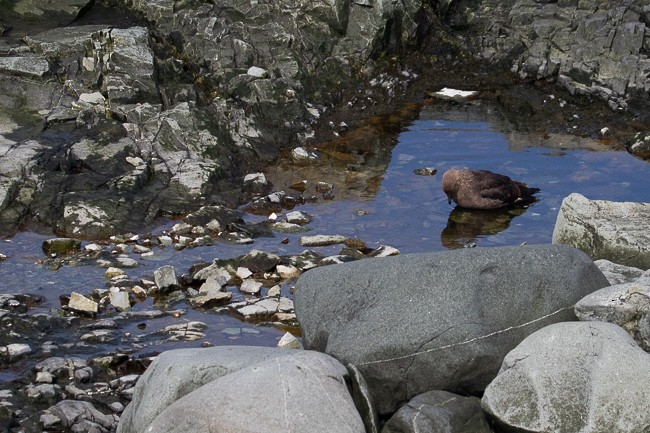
[2, 0, 650, 431]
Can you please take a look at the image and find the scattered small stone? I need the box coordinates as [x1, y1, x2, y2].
[133, 244, 151, 254]
[126, 156, 145, 167]
[236, 267, 253, 279]
[243, 172, 270, 194]
[84, 243, 103, 252]
[190, 290, 232, 308]
[286, 210, 312, 225]
[430, 87, 478, 99]
[240, 279, 263, 295]
[153, 265, 179, 292]
[205, 219, 221, 232]
[3, 343, 31, 361]
[292, 147, 319, 164]
[300, 234, 348, 246]
[277, 332, 302, 349]
[369, 245, 401, 257]
[78, 92, 106, 105]
[116, 256, 138, 268]
[80, 329, 115, 343]
[272, 222, 309, 233]
[161, 321, 207, 341]
[276, 264, 301, 279]
[199, 276, 227, 292]
[109, 290, 131, 311]
[267, 285, 281, 297]
[158, 235, 173, 246]
[289, 180, 307, 191]
[104, 267, 125, 279]
[247, 66, 268, 78]
[170, 223, 192, 236]
[68, 292, 98, 314]
[36, 372, 54, 383]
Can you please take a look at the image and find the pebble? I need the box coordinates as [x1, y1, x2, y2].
[104, 267, 125, 279]
[277, 332, 302, 349]
[68, 292, 98, 313]
[299, 234, 348, 246]
[240, 279, 263, 295]
[236, 267, 253, 279]
[3, 343, 32, 360]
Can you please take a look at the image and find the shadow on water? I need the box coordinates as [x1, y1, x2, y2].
[441, 206, 529, 249]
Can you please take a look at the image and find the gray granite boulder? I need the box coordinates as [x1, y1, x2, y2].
[294, 244, 609, 415]
[117, 346, 295, 433]
[117, 347, 365, 433]
[552, 193, 650, 269]
[594, 259, 645, 285]
[381, 390, 492, 433]
[482, 321, 650, 433]
[575, 279, 650, 351]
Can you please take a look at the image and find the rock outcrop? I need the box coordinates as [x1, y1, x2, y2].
[458, 0, 650, 118]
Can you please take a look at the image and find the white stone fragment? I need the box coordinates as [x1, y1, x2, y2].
[236, 267, 253, 279]
[434, 87, 478, 98]
[277, 332, 302, 349]
[68, 292, 98, 313]
[240, 279, 262, 295]
[247, 66, 268, 78]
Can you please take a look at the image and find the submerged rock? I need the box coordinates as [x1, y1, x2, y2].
[41, 238, 81, 256]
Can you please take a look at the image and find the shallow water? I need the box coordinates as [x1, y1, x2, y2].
[1, 101, 650, 369]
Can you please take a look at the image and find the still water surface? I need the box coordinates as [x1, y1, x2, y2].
[1, 104, 650, 362]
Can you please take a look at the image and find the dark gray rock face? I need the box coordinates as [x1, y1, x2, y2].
[294, 244, 609, 415]
[458, 0, 650, 118]
[381, 390, 492, 433]
[482, 321, 650, 433]
[0, 0, 423, 237]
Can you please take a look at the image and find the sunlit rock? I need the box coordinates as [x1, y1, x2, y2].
[300, 234, 348, 246]
[575, 280, 650, 351]
[153, 265, 179, 292]
[68, 292, 98, 314]
[553, 193, 650, 269]
[277, 332, 302, 349]
[482, 322, 650, 433]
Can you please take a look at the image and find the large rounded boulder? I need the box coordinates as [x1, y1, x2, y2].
[482, 321, 650, 432]
[294, 244, 609, 415]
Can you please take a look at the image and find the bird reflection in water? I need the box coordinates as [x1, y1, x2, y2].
[440, 206, 530, 249]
